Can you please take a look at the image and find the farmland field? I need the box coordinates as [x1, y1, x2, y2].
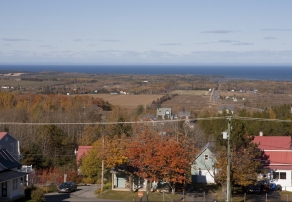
[162, 94, 212, 113]
[0, 79, 65, 88]
[170, 90, 211, 96]
[86, 94, 164, 109]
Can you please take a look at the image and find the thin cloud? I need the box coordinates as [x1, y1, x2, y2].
[73, 39, 83, 42]
[261, 29, 291, 32]
[158, 43, 181, 46]
[233, 42, 254, 46]
[219, 40, 239, 43]
[1, 38, 30, 41]
[38, 45, 57, 49]
[194, 42, 209, 45]
[264, 37, 277, 40]
[200, 30, 236, 34]
[100, 39, 122, 42]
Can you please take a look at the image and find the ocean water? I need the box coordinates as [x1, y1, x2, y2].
[1, 65, 292, 81]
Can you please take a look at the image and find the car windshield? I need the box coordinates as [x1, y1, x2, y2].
[59, 183, 70, 188]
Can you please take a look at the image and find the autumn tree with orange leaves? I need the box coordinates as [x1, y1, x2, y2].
[125, 127, 197, 193]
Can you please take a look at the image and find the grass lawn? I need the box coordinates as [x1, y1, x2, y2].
[97, 190, 183, 202]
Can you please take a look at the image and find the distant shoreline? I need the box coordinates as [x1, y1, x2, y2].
[1, 65, 292, 81]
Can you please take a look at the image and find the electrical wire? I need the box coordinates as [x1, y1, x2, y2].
[1, 116, 292, 125]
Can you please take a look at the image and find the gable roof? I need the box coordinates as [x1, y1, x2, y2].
[156, 108, 172, 116]
[195, 142, 211, 160]
[261, 150, 292, 170]
[0, 149, 22, 169]
[0, 170, 26, 183]
[77, 146, 92, 164]
[253, 136, 291, 150]
[253, 136, 292, 170]
[0, 132, 18, 141]
[0, 132, 7, 139]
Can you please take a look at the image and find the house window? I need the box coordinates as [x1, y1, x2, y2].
[10, 143, 14, 153]
[204, 154, 209, 161]
[13, 178, 18, 190]
[273, 172, 286, 180]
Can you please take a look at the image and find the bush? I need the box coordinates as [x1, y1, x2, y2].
[40, 184, 58, 193]
[66, 170, 83, 184]
[95, 188, 102, 195]
[82, 177, 96, 184]
[94, 183, 112, 196]
[104, 182, 112, 190]
[24, 185, 37, 199]
[31, 188, 45, 202]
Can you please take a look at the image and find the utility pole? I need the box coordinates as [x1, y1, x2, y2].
[227, 117, 231, 202]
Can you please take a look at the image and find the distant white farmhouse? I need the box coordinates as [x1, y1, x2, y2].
[156, 108, 172, 119]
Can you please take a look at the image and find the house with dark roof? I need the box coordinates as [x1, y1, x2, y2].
[253, 135, 292, 191]
[191, 143, 217, 184]
[0, 132, 22, 161]
[177, 111, 191, 120]
[0, 149, 26, 201]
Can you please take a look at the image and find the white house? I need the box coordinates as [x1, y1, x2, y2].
[253, 136, 292, 191]
[0, 149, 26, 201]
[191, 143, 217, 184]
[156, 108, 172, 119]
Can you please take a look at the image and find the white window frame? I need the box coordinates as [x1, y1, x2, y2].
[204, 154, 209, 161]
[273, 171, 287, 180]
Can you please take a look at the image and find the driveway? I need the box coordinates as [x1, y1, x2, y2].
[45, 184, 120, 202]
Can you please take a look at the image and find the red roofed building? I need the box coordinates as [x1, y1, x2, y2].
[253, 135, 292, 191]
[76, 146, 92, 165]
[253, 136, 291, 150]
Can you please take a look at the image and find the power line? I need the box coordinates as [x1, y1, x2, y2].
[0, 116, 225, 125]
[1, 116, 292, 125]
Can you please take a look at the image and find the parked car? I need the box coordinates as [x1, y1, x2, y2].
[68, 182, 77, 191]
[246, 183, 261, 194]
[58, 182, 72, 193]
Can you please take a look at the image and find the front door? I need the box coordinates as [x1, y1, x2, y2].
[2, 181, 7, 197]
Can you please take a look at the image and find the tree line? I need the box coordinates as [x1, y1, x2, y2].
[1, 91, 291, 194]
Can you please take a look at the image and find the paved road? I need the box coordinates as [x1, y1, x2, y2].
[45, 184, 120, 202]
[183, 190, 285, 202]
[210, 84, 220, 103]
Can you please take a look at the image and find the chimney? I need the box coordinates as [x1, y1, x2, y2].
[259, 131, 263, 136]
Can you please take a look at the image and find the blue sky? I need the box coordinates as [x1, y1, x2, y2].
[1, 1, 292, 65]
